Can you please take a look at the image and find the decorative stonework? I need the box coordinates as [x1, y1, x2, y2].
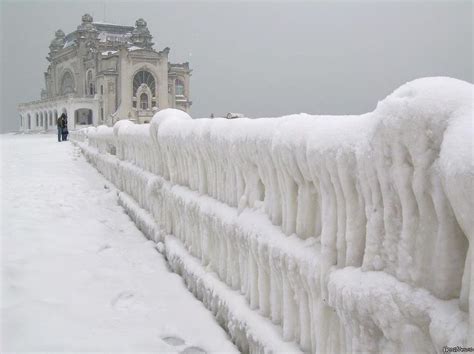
[131, 18, 154, 49]
[19, 13, 191, 130]
[76, 13, 99, 49]
[48, 29, 66, 58]
[82, 13, 93, 23]
[132, 58, 159, 65]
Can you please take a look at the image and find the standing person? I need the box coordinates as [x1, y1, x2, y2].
[56, 113, 65, 142]
[61, 113, 69, 141]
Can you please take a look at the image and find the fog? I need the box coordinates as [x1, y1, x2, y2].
[1, 0, 472, 132]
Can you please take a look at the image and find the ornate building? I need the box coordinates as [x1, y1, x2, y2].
[18, 14, 192, 131]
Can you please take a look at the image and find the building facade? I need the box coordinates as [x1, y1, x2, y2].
[18, 14, 192, 132]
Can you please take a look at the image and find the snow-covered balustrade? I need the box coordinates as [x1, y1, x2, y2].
[72, 77, 473, 353]
[68, 127, 90, 143]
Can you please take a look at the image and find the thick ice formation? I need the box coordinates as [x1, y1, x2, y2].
[71, 77, 473, 353]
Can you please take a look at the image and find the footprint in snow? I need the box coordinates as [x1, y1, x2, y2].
[97, 244, 111, 252]
[162, 336, 185, 346]
[111, 291, 134, 309]
[180, 346, 207, 354]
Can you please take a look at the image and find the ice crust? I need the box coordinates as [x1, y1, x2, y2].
[71, 77, 473, 353]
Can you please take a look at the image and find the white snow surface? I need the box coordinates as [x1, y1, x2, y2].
[102, 50, 118, 56]
[71, 77, 473, 353]
[128, 46, 144, 51]
[0, 134, 237, 353]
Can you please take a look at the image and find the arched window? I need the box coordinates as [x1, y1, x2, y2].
[175, 79, 184, 96]
[61, 71, 75, 95]
[133, 70, 156, 96]
[140, 93, 149, 110]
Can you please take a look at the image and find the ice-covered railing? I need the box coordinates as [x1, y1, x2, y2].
[69, 127, 90, 143]
[72, 77, 473, 352]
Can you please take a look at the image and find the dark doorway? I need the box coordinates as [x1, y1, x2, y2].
[75, 108, 93, 125]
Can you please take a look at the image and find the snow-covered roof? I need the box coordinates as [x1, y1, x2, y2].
[102, 50, 118, 56]
[63, 40, 75, 48]
[62, 22, 135, 49]
[92, 21, 127, 27]
[97, 31, 132, 44]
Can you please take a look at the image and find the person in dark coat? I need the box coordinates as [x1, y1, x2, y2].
[61, 113, 69, 141]
[56, 113, 65, 142]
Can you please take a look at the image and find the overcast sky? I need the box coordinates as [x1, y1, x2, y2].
[1, 0, 472, 132]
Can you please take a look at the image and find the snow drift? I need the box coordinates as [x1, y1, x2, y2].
[71, 77, 473, 353]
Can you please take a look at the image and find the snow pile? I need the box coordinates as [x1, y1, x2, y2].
[72, 77, 473, 352]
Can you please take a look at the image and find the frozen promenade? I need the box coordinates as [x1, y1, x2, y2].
[0, 133, 237, 352]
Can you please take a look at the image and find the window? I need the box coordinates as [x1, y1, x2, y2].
[133, 101, 137, 108]
[20, 116, 22, 127]
[61, 71, 75, 95]
[100, 108, 104, 121]
[87, 71, 95, 95]
[140, 93, 148, 109]
[36, 115, 39, 126]
[133, 70, 155, 96]
[175, 79, 184, 96]
[101, 85, 104, 95]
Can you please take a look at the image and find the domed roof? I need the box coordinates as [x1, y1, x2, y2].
[77, 13, 99, 35]
[50, 29, 65, 51]
[55, 29, 65, 39]
[135, 18, 147, 28]
[82, 13, 93, 23]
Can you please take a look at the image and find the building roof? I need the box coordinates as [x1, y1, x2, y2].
[94, 22, 135, 45]
[49, 14, 156, 60]
[62, 22, 135, 49]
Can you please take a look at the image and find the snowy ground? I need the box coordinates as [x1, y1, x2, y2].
[0, 133, 237, 352]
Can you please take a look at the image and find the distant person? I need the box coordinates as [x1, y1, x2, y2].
[210, 113, 214, 118]
[56, 113, 65, 142]
[61, 114, 69, 141]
